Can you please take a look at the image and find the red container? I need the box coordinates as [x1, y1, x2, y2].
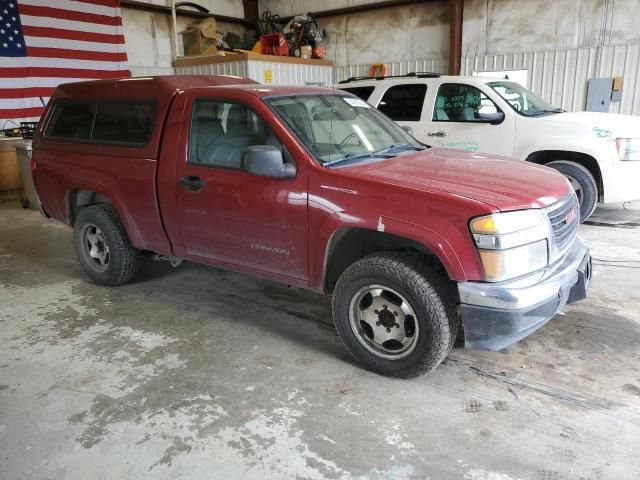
[260, 33, 289, 56]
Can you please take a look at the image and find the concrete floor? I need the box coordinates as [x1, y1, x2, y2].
[1, 200, 639, 480]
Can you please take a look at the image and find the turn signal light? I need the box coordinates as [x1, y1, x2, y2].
[470, 216, 497, 234]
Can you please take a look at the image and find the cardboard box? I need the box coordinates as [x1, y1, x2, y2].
[182, 31, 218, 56]
[612, 76, 623, 91]
[181, 18, 218, 57]
[300, 45, 312, 59]
[192, 18, 217, 38]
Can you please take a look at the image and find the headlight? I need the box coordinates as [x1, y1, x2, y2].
[470, 210, 549, 282]
[616, 138, 640, 161]
[477, 241, 548, 282]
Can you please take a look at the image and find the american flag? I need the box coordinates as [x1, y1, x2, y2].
[0, 0, 129, 126]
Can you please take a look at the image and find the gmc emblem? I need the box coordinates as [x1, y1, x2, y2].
[565, 208, 577, 225]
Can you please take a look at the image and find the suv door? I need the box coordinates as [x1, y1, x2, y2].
[424, 82, 515, 157]
[172, 96, 309, 281]
[374, 83, 428, 135]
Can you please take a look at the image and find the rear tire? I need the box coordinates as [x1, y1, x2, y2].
[547, 161, 598, 222]
[332, 252, 459, 378]
[73, 204, 141, 286]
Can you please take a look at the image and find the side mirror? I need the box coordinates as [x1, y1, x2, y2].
[400, 125, 414, 136]
[241, 145, 296, 179]
[475, 111, 505, 125]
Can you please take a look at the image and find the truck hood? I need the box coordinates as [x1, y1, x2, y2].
[540, 111, 640, 138]
[337, 147, 571, 211]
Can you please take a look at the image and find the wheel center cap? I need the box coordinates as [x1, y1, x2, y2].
[378, 309, 396, 328]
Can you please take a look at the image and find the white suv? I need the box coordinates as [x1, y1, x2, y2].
[337, 73, 640, 221]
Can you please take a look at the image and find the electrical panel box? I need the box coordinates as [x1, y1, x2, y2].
[586, 78, 612, 112]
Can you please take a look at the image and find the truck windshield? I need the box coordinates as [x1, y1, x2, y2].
[264, 94, 425, 167]
[487, 81, 563, 117]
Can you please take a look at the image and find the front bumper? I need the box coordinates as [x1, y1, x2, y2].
[458, 237, 591, 350]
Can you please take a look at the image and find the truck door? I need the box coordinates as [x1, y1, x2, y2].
[423, 82, 516, 157]
[171, 97, 308, 281]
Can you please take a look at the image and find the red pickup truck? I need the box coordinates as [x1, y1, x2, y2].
[32, 75, 591, 377]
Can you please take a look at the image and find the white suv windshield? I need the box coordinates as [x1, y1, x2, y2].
[264, 94, 424, 167]
[487, 81, 563, 117]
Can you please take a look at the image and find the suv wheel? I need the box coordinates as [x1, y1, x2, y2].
[332, 252, 459, 378]
[547, 161, 598, 222]
[74, 204, 141, 286]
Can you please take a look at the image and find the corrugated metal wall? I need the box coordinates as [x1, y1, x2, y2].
[129, 65, 175, 77]
[334, 44, 640, 116]
[245, 62, 333, 87]
[173, 62, 248, 78]
[595, 44, 640, 115]
[130, 61, 333, 87]
[173, 61, 333, 86]
[461, 44, 640, 115]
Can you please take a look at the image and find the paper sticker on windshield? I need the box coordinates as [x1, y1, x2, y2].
[343, 97, 370, 108]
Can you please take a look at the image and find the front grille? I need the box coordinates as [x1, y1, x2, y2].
[545, 193, 580, 258]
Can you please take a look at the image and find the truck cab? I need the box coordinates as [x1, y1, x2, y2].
[337, 73, 640, 221]
[32, 75, 591, 378]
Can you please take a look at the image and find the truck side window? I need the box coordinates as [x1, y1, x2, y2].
[92, 102, 155, 146]
[44, 101, 155, 146]
[189, 100, 282, 169]
[433, 84, 499, 122]
[45, 102, 96, 141]
[340, 86, 375, 101]
[377, 84, 427, 121]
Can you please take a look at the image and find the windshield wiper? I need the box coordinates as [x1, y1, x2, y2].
[323, 151, 390, 167]
[324, 144, 426, 168]
[529, 108, 565, 117]
[376, 144, 427, 154]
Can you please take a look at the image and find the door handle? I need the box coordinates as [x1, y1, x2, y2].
[180, 176, 207, 192]
[427, 130, 448, 137]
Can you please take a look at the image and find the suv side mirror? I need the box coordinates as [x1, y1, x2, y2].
[475, 111, 505, 125]
[241, 145, 296, 179]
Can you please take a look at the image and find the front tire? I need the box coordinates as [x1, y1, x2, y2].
[332, 252, 459, 378]
[73, 204, 141, 286]
[547, 161, 598, 222]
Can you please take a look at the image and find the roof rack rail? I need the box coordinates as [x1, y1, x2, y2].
[338, 72, 441, 84]
[406, 72, 441, 78]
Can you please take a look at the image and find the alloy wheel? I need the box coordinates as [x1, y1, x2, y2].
[348, 284, 420, 360]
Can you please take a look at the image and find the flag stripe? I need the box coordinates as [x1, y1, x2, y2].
[25, 35, 125, 53]
[27, 46, 127, 61]
[0, 97, 50, 109]
[1, 78, 94, 88]
[20, 0, 121, 18]
[1, 56, 128, 70]
[19, 14, 121, 34]
[2, 67, 129, 79]
[0, 106, 44, 118]
[17, 5, 122, 27]
[22, 25, 124, 44]
[72, 0, 120, 7]
[0, 87, 54, 98]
